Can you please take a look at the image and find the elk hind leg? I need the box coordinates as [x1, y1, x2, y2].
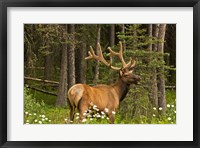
[78, 98, 90, 123]
[69, 106, 75, 122]
[67, 97, 75, 123]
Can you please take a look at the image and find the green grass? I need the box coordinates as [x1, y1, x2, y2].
[24, 87, 176, 124]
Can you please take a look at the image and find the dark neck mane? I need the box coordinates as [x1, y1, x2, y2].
[112, 79, 130, 102]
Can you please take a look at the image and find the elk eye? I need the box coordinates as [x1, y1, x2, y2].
[124, 74, 129, 77]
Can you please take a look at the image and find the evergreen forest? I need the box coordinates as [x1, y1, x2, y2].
[24, 24, 176, 124]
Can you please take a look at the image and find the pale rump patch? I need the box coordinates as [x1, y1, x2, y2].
[68, 84, 84, 107]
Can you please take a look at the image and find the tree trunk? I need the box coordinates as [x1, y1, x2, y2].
[153, 24, 159, 51]
[164, 24, 176, 86]
[25, 25, 34, 77]
[148, 24, 158, 107]
[67, 24, 76, 90]
[55, 25, 68, 107]
[157, 24, 167, 112]
[75, 42, 87, 84]
[132, 25, 138, 50]
[25, 48, 32, 77]
[122, 24, 126, 50]
[93, 25, 101, 84]
[148, 24, 153, 51]
[44, 48, 51, 80]
[110, 24, 115, 47]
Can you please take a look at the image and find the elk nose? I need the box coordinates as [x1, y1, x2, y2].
[135, 75, 141, 81]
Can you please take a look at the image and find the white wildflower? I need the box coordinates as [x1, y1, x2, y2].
[45, 118, 48, 120]
[101, 111, 105, 115]
[141, 121, 144, 124]
[76, 113, 79, 115]
[104, 108, 109, 112]
[174, 111, 176, 113]
[88, 110, 92, 113]
[25, 112, 28, 115]
[171, 105, 174, 108]
[112, 111, 116, 115]
[153, 114, 155, 117]
[106, 117, 109, 120]
[70, 121, 73, 123]
[34, 120, 38, 122]
[101, 116, 105, 119]
[159, 107, 163, 110]
[38, 121, 42, 124]
[168, 117, 171, 121]
[167, 104, 170, 108]
[76, 116, 79, 119]
[97, 114, 101, 118]
[41, 115, 45, 118]
[93, 105, 97, 109]
[82, 119, 87, 122]
[64, 118, 68, 121]
[49, 120, 51, 122]
[26, 120, 29, 122]
[42, 118, 45, 121]
[29, 113, 32, 116]
[94, 108, 99, 111]
[83, 112, 87, 116]
[90, 118, 93, 121]
[153, 107, 156, 110]
[33, 113, 37, 116]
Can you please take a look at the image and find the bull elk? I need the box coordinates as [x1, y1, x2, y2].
[67, 42, 141, 124]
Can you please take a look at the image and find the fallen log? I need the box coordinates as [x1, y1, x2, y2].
[27, 86, 57, 96]
[24, 77, 59, 84]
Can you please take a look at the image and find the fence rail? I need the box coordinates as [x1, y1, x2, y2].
[25, 76, 175, 96]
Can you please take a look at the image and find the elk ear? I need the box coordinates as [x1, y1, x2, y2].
[128, 70, 133, 74]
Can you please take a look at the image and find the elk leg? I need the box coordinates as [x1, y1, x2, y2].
[78, 106, 89, 123]
[69, 107, 75, 122]
[78, 99, 89, 123]
[108, 113, 115, 124]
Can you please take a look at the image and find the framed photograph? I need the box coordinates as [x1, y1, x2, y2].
[1, 0, 199, 147]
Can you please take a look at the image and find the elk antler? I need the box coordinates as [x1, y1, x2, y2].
[107, 41, 137, 69]
[85, 42, 137, 70]
[85, 43, 109, 66]
[85, 43, 120, 70]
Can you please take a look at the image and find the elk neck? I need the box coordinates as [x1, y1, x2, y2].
[112, 78, 130, 102]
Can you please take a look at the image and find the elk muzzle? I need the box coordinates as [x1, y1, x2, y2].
[131, 74, 141, 84]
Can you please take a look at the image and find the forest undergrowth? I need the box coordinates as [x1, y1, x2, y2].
[24, 86, 176, 124]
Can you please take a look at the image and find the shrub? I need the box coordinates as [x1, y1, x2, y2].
[24, 86, 51, 124]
